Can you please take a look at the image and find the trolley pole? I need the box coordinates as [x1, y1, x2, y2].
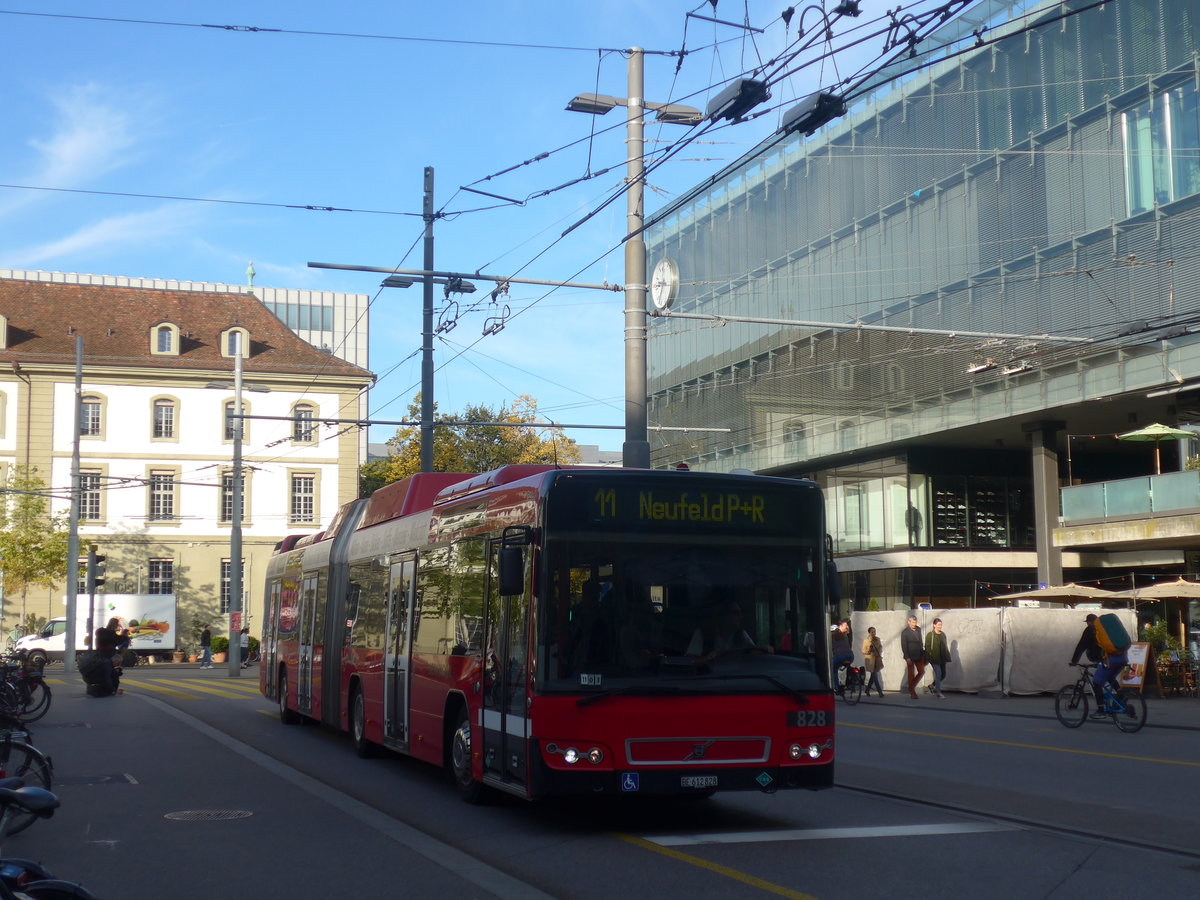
[228, 347, 244, 677]
[421, 166, 435, 473]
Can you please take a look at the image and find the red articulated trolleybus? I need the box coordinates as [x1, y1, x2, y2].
[261, 464, 835, 802]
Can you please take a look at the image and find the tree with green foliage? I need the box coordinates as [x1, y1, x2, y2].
[0, 467, 72, 619]
[361, 394, 581, 494]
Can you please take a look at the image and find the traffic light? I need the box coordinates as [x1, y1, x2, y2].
[86, 545, 106, 593]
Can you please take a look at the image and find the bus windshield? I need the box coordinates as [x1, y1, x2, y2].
[539, 535, 826, 694]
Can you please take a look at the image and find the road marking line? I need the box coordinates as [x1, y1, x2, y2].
[123, 681, 194, 699]
[843, 721, 1200, 767]
[150, 679, 255, 699]
[642, 822, 1011, 847]
[616, 834, 820, 900]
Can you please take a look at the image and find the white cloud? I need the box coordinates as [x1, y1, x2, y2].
[28, 83, 143, 186]
[12, 203, 201, 266]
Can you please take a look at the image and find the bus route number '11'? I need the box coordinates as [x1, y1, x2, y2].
[592, 488, 766, 524]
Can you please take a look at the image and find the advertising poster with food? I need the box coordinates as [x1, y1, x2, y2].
[81, 594, 176, 650]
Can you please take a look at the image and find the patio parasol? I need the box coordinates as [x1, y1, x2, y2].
[1109, 578, 1200, 601]
[1116, 422, 1195, 474]
[990, 582, 1119, 603]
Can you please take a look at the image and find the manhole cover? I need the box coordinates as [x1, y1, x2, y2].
[164, 809, 253, 821]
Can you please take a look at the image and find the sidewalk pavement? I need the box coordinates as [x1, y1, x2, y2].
[14, 667, 547, 900]
[853, 684, 1200, 729]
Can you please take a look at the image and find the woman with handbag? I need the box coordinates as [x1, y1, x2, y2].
[861, 626, 885, 698]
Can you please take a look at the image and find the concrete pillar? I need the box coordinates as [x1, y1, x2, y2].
[1023, 420, 1066, 586]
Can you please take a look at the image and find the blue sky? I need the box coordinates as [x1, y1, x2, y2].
[0, 1, 898, 451]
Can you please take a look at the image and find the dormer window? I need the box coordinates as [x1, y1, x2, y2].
[150, 322, 180, 356]
[222, 327, 250, 359]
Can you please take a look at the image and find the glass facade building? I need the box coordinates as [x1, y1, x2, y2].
[645, 0, 1200, 605]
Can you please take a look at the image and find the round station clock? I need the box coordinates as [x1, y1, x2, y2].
[650, 257, 679, 311]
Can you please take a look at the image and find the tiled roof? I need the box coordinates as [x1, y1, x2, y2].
[0, 277, 372, 379]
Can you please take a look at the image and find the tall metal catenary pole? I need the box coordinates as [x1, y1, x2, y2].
[64, 337, 83, 673]
[228, 347, 244, 677]
[421, 167, 435, 473]
[623, 48, 651, 469]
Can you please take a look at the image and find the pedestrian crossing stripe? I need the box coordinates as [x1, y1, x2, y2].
[122, 680, 195, 699]
[148, 678, 256, 699]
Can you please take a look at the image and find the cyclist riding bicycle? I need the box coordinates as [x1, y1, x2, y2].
[830, 619, 853, 693]
[1069, 613, 1128, 719]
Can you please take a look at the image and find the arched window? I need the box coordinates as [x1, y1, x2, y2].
[834, 361, 855, 392]
[292, 403, 315, 443]
[223, 400, 249, 442]
[80, 394, 106, 438]
[152, 397, 179, 440]
[150, 322, 180, 356]
[221, 327, 250, 359]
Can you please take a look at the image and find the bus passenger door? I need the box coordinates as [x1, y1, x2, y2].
[383, 555, 415, 745]
[264, 579, 281, 699]
[297, 573, 319, 714]
[482, 541, 530, 788]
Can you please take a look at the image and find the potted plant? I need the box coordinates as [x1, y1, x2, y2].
[211, 635, 229, 663]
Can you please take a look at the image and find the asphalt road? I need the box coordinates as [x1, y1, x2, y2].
[15, 665, 1200, 899]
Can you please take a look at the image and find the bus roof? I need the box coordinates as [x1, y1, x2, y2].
[357, 472, 475, 530]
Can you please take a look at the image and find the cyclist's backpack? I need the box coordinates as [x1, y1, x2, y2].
[1094, 613, 1132, 654]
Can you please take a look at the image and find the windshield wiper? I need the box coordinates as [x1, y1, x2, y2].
[575, 684, 696, 707]
[693, 673, 810, 706]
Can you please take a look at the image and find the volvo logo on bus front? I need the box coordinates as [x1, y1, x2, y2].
[684, 740, 714, 761]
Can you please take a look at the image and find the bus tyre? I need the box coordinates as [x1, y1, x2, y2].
[450, 709, 483, 804]
[351, 686, 376, 758]
[278, 669, 300, 725]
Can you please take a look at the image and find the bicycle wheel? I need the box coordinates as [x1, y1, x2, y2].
[22, 879, 101, 899]
[1054, 684, 1088, 727]
[0, 738, 53, 836]
[1112, 690, 1147, 733]
[843, 673, 863, 705]
[19, 679, 51, 722]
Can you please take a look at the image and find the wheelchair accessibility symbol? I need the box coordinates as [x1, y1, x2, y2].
[621, 772, 640, 792]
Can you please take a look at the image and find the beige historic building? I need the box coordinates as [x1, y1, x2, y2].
[0, 276, 374, 650]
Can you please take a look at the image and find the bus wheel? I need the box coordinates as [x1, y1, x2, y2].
[278, 668, 300, 725]
[351, 686, 376, 758]
[449, 709, 483, 804]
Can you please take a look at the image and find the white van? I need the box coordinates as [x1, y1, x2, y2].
[16, 594, 176, 665]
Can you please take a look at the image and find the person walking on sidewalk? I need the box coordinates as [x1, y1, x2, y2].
[861, 625, 885, 698]
[239, 627, 251, 668]
[924, 617, 951, 698]
[199, 625, 213, 669]
[901, 614, 926, 699]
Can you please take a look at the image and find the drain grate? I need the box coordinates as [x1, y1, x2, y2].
[164, 809, 253, 821]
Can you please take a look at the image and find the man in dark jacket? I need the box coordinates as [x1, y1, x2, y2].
[900, 614, 926, 699]
[830, 619, 853, 693]
[1070, 613, 1126, 717]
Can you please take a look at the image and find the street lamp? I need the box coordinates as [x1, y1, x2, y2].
[566, 48, 701, 469]
[205, 352, 269, 678]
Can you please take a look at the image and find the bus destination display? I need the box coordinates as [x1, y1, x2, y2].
[557, 479, 812, 535]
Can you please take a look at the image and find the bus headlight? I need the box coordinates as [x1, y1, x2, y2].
[789, 739, 833, 760]
[588, 747, 604, 764]
[563, 747, 580, 764]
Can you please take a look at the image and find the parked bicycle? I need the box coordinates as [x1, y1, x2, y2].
[1055, 662, 1147, 732]
[0, 712, 53, 837]
[0, 783, 99, 899]
[0, 654, 50, 724]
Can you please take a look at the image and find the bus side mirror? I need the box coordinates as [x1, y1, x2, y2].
[498, 547, 524, 596]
